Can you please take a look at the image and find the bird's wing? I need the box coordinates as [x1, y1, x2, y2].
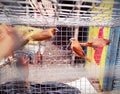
[72, 46, 85, 56]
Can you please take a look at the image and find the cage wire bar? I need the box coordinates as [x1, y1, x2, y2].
[0, 0, 120, 94]
[0, 0, 120, 26]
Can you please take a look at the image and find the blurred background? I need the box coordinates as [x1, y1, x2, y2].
[0, 0, 120, 94]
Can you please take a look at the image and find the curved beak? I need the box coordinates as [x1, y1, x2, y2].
[69, 38, 75, 42]
[56, 28, 60, 32]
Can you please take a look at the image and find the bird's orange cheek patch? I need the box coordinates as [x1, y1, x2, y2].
[94, 27, 104, 65]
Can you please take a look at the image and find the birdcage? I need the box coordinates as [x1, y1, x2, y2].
[0, 0, 120, 94]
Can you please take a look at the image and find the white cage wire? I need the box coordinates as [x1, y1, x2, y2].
[0, 0, 120, 94]
[0, 0, 120, 27]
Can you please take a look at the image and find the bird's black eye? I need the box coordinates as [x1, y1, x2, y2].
[29, 29, 33, 32]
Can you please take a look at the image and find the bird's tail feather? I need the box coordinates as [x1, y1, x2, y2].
[85, 56, 91, 62]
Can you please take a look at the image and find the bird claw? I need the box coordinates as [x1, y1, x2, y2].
[26, 81, 30, 89]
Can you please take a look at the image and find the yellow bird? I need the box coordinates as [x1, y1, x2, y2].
[0, 24, 57, 61]
[28, 28, 57, 41]
[14, 25, 57, 43]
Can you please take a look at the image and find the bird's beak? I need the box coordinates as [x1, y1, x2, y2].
[69, 38, 72, 42]
[69, 38, 74, 42]
[56, 28, 60, 32]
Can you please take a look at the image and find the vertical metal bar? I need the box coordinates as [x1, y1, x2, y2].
[71, 1, 82, 65]
[71, 26, 79, 65]
[26, 0, 30, 26]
